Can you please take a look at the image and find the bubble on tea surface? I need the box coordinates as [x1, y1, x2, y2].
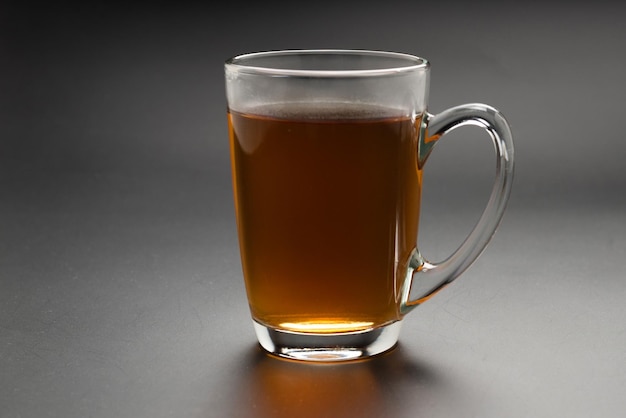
[246, 101, 407, 121]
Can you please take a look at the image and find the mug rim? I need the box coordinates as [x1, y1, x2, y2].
[225, 49, 430, 78]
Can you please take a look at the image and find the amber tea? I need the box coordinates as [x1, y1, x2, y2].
[228, 104, 422, 334]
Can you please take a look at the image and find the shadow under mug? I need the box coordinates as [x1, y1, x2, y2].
[230, 345, 443, 417]
[225, 50, 514, 362]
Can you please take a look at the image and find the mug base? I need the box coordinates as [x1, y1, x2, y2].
[253, 320, 402, 362]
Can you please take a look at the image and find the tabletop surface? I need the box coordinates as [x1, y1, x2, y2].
[2, 2, 625, 417]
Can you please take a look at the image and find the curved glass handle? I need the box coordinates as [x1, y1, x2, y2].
[400, 103, 515, 314]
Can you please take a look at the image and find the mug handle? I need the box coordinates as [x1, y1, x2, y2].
[400, 103, 515, 314]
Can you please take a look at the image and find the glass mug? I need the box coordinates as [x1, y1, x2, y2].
[225, 50, 514, 361]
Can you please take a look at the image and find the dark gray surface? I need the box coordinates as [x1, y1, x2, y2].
[2, 1, 625, 417]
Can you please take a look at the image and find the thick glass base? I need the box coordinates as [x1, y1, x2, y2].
[253, 320, 402, 362]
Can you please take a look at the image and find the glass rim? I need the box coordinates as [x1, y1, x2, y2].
[225, 49, 430, 77]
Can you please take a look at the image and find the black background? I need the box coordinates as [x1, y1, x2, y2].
[2, 1, 626, 416]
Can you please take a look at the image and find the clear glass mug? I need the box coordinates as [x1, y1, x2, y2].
[225, 50, 514, 362]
